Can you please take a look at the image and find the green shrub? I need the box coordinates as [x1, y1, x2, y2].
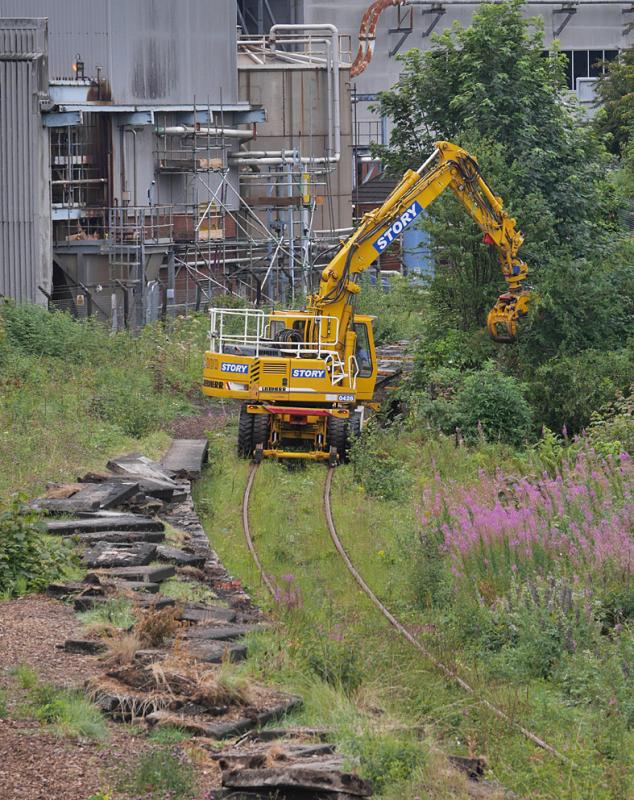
[452, 362, 532, 446]
[343, 730, 423, 794]
[119, 748, 195, 799]
[1, 301, 106, 362]
[91, 366, 192, 437]
[556, 634, 634, 728]
[530, 349, 634, 435]
[0, 688, 7, 718]
[350, 424, 411, 501]
[0, 499, 75, 597]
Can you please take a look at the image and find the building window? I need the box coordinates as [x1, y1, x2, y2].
[559, 50, 619, 90]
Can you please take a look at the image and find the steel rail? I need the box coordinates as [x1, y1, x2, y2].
[242, 462, 277, 596]
[323, 467, 577, 768]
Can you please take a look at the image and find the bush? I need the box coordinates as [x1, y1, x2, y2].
[530, 349, 634, 434]
[452, 363, 532, 446]
[1, 301, 106, 362]
[343, 730, 423, 794]
[350, 424, 412, 501]
[0, 499, 75, 597]
[91, 366, 192, 437]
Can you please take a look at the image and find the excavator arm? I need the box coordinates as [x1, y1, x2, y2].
[309, 141, 530, 343]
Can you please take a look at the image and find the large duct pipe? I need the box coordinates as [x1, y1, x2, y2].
[156, 126, 253, 140]
[351, 0, 402, 78]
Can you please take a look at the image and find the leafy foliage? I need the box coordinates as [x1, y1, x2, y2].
[594, 46, 634, 155]
[452, 363, 532, 445]
[372, 0, 631, 435]
[350, 423, 412, 500]
[0, 499, 75, 598]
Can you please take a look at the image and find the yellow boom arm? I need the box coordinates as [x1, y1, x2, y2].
[309, 141, 530, 343]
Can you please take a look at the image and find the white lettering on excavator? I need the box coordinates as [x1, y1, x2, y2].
[221, 362, 249, 374]
[372, 201, 423, 254]
[292, 368, 326, 379]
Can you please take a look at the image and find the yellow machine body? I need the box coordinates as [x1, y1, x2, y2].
[202, 141, 531, 462]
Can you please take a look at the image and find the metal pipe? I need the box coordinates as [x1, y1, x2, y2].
[231, 154, 340, 166]
[125, 128, 138, 206]
[416, 148, 440, 175]
[157, 126, 253, 140]
[269, 24, 341, 160]
[232, 149, 297, 158]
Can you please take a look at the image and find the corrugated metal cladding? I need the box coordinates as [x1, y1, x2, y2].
[0, 0, 238, 105]
[0, 18, 51, 304]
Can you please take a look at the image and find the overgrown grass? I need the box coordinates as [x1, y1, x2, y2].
[0, 303, 210, 500]
[12, 666, 108, 740]
[0, 687, 8, 718]
[118, 748, 196, 799]
[148, 726, 193, 744]
[77, 597, 137, 630]
[161, 577, 219, 604]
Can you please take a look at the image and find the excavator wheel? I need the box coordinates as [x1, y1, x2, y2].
[326, 416, 349, 464]
[237, 404, 254, 458]
[252, 412, 270, 451]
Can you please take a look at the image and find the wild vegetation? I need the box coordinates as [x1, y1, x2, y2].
[2, 2, 634, 799]
[0, 300, 210, 500]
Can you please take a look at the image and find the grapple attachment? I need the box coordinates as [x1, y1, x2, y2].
[487, 291, 531, 344]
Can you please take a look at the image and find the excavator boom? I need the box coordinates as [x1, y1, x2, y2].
[310, 140, 530, 344]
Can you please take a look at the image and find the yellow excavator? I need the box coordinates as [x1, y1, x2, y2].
[202, 141, 530, 464]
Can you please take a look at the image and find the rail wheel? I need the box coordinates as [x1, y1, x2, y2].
[237, 403, 254, 458]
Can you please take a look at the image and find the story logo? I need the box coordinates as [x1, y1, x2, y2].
[291, 368, 326, 379]
[372, 201, 423, 254]
[221, 362, 249, 374]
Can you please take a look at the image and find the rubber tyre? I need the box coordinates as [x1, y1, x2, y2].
[252, 412, 270, 450]
[327, 416, 349, 463]
[237, 404, 254, 458]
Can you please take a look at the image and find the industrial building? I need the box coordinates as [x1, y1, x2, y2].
[0, 1, 352, 325]
[0, 1, 632, 323]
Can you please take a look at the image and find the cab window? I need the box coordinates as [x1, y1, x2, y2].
[354, 322, 373, 378]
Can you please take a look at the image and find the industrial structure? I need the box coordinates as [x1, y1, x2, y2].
[0, 1, 632, 323]
[0, 1, 353, 326]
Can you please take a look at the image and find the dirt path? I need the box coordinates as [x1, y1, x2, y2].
[0, 597, 167, 800]
[0, 595, 100, 686]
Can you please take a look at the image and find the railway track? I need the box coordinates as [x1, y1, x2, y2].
[242, 462, 575, 769]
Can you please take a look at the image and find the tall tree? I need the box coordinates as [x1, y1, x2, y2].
[373, 0, 623, 348]
[594, 46, 634, 156]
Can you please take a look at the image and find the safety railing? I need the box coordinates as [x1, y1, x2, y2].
[209, 307, 350, 383]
